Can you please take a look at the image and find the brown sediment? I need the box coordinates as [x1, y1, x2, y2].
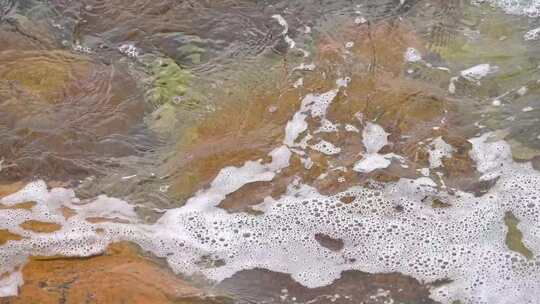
[5, 242, 204, 304]
[46, 180, 74, 189]
[0, 229, 23, 245]
[85, 217, 131, 224]
[314, 233, 345, 251]
[398, 130, 480, 189]
[0, 201, 36, 210]
[327, 76, 450, 138]
[61, 206, 77, 219]
[0, 16, 59, 52]
[0, 182, 25, 199]
[316, 19, 426, 76]
[532, 156, 540, 172]
[19, 220, 62, 233]
[218, 180, 287, 212]
[463, 177, 500, 197]
[167, 144, 273, 203]
[440, 135, 475, 177]
[317, 21, 465, 184]
[432, 198, 452, 208]
[216, 268, 439, 304]
[340, 196, 356, 204]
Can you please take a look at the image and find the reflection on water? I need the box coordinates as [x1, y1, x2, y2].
[2, 0, 540, 303]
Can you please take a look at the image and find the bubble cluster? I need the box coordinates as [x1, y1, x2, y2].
[311, 140, 342, 155]
[118, 44, 140, 57]
[477, 0, 540, 17]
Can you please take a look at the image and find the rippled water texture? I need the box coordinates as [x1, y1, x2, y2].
[3, 0, 540, 303]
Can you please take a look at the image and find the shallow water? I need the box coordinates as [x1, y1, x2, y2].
[2, 0, 540, 303]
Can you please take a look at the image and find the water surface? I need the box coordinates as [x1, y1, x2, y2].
[2, 1, 540, 303]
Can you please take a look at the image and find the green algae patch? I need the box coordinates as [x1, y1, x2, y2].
[146, 57, 192, 107]
[504, 211, 534, 259]
[138, 55, 208, 136]
[148, 103, 179, 135]
[432, 198, 451, 209]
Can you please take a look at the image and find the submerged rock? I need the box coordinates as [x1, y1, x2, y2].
[504, 211, 534, 259]
[216, 269, 438, 304]
[150, 33, 207, 65]
[5, 242, 206, 304]
[0, 50, 91, 103]
[0, 182, 24, 199]
[0, 14, 58, 51]
[0, 229, 22, 246]
[0, 50, 149, 182]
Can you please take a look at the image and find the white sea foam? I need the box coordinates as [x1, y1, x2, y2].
[118, 44, 140, 57]
[428, 137, 454, 168]
[0, 271, 23, 297]
[315, 119, 339, 133]
[311, 140, 341, 155]
[272, 14, 296, 49]
[524, 27, 540, 40]
[477, 0, 540, 17]
[404, 47, 422, 63]
[460, 64, 498, 84]
[353, 123, 399, 173]
[345, 124, 360, 133]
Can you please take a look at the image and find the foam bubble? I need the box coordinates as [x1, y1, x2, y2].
[524, 27, 540, 40]
[477, 0, 540, 17]
[0, 271, 23, 297]
[362, 123, 388, 154]
[345, 124, 360, 133]
[428, 137, 454, 168]
[315, 119, 340, 133]
[460, 64, 498, 84]
[354, 153, 391, 173]
[311, 140, 341, 155]
[469, 133, 512, 180]
[118, 44, 140, 57]
[404, 47, 422, 63]
[353, 123, 400, 173]
[272, 14, 296, 49]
